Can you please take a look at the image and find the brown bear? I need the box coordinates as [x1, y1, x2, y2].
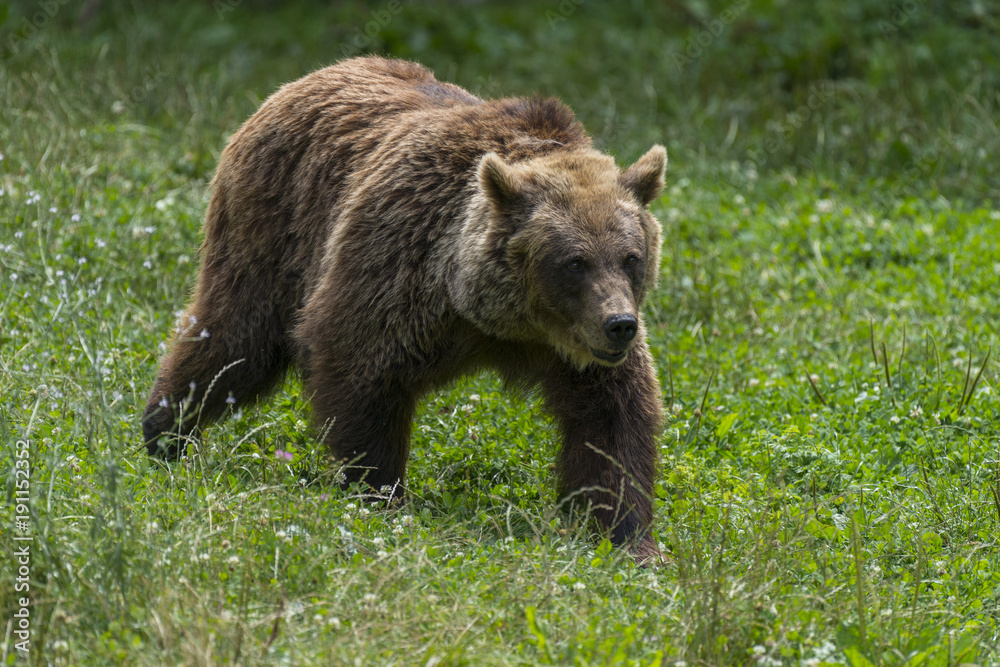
[143, 56, 667, 558]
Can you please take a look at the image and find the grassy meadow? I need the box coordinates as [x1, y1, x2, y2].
[2, 0, 1000, 664]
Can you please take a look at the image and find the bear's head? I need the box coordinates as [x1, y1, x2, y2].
[451, 145, 667, 368]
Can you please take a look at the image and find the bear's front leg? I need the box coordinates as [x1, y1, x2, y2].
[541, 342, 663, 558]
[305, 358, 418, 499]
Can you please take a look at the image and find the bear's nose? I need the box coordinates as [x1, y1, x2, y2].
[603, 314, 637, 346]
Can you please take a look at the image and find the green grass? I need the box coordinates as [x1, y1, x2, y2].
[2, 1, 1000, 664]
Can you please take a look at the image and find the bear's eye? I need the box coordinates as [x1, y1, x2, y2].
[565, 258, 585, 272]
[624, 254, 640, 269]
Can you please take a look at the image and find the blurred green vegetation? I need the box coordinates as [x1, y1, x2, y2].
[3, 0, 998, 201]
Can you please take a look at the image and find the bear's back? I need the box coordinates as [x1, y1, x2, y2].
[273, 57, 482, 123]
[202, 57, 590, 324]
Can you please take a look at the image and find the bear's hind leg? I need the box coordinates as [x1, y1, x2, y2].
[143, 277, 291, 459]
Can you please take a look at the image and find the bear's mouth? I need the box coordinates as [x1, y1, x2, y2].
[591, 348, 627, 364]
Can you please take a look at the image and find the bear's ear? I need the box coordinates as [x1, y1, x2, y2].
[620, 145, 667, 207]
[478, 152, 524, 212]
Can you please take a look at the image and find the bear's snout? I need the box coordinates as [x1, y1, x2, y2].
[587, 312, 639, 365]
[603, 313, 637, 346]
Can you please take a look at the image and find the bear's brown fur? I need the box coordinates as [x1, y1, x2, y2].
[143, 57, 667, 557]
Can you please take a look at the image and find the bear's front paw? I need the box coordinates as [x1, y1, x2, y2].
[142, 410, 184, 460]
